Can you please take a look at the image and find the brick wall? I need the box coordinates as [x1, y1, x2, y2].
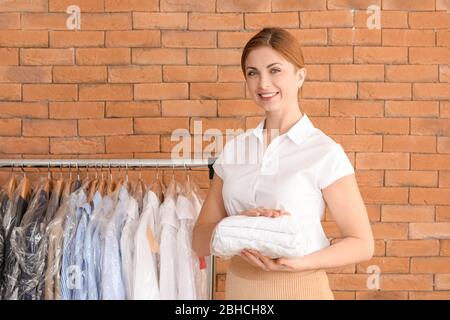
[0, 0, 449, 300]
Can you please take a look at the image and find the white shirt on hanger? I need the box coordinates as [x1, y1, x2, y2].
[132, 190, 160, 300]
[213, 113, 355, 256]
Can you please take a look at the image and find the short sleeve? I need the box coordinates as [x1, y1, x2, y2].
[212, 150, 225, 179]
[317, 143, 355, 190]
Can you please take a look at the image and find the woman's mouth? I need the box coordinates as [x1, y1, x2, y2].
[258, 92, 279, 101]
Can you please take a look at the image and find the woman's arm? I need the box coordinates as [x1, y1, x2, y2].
[192, 174, 228, 258]
[242, 174, 374, 272]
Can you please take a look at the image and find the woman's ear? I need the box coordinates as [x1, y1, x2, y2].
[298, 68, 306, 88]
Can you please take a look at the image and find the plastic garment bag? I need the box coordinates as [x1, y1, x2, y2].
[1, 178, 31, 300]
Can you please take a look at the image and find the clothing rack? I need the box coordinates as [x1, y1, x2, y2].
[0, 157, 217, 300]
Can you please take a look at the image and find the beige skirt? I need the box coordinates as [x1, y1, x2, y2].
[225, 256, 334, 300]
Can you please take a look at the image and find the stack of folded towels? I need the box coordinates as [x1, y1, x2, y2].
[210, 215, 310, 259]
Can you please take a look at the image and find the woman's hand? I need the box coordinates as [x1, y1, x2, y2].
[239, 249, 308, 272]
[238, 207, 290, 218]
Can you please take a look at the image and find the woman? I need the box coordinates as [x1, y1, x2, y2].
[192, 27, 374, 300]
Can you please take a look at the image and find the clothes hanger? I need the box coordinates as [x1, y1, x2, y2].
[107, 162, 116, 196]
[6, 163, 17, 198]
[87, 163, 99, 203]
[97, 163, 106, 197]
[20, 163, 31, 199]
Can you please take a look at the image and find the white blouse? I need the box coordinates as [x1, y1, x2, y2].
[213, 113, 355, 255]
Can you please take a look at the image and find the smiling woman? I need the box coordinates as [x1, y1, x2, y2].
[192, 27, 374, 300]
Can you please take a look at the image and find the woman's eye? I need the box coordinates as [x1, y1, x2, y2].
[247, 71, 255, 76]
[271, 69, 280, 73]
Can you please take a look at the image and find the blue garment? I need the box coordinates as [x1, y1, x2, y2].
[101, 186, 129, 300]
[84, 191, 108, 300]
[60, 187, 89, 300]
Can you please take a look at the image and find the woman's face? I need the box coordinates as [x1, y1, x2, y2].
[244, 46, 306, 113]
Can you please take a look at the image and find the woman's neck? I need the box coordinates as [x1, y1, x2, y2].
[264, 108, 303, 136]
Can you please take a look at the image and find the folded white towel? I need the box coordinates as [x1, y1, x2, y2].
[210, 215, 310, 259]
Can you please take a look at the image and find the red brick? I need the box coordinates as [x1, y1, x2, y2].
[104, 0, 158, 12]
[50, 137, 104, 154]
[108, 66, 161, 83]
[410, 188, 450, 205]
[0, 13, 20, 29]
[272, 0, 326, 11]
[302, 46, 353, 64]
[106, 30, 160, 47]
[301, 99, 329, 116]
[134, 118, 189, 134]
[439, 171, 450, 188]
[357, 118, 409, 135]
[79, 119, 133, 136]
[371, 222, 409, 239]
[441, 101, 450, 118]
[0, 31, 48, 47]
[0, 66, 51, 83]
[0, 119, 21, 136]
[135, 83, 188, 100]
[290, 29, 328, 46]
[189, 13, 243, 30]
[359, 83, 411, 100]
[329, 28, 381, 45]
[440, 65, 450, 83]
[76, 48, 130, 65]
[386, 240, 440, 256]
[191, 83, 245, 100]
[411, 118, 450, 136]
[435, 274, 450, 290]
[189, 117, 245, 134]
[383, 136, 436, 153]
[383, 29, 436, 46]
[382, 204, 435, 222]
[23, 84, 76, 101]
[0, 137, 48, 154]
[50, 31, 104, 48]
[438, 137, 450, 154]
[441, 240, 450, 254]
[436, 30, 448, 47]
[218, 31, 262, 48]
[382, 0, 434, 10]
[302, 82, 356, 99]
[414, 83, 450, 100]
[412, 154, 450, 170]
[79, 84, 133, 101]
[133, 12, 187, 29]
[357, 257, 409, 273]
[49, 0, 104, 12]
[310, 117, 355, 134]
[0, 0, 47, 12]
[355, 10, 408, 28]
[188, 49, 241, 65]
[23, 119, 77, 137]
[20, 48, 74, 66]
[49, 102, 104, 119]
[106, 101, 160, 118]
[385, 101, 439, 117]
[217, 66, 243, 82]
[353, 170, 384, 186]
[0, 102, 47, 118]
[330, 64, 384, 81]
[356, 153, 409, 170]
[355, 47, 408, 64]
[409, 12, 449, 29]
[21, 13, 67, 30]
[54, 66, 107, 83]
[0, 48, 18, 65]
[132, 48, 186, 65]
[381, 275, 433, 291]
[218, 100, 264, 117]
[245, 13, 299, 29]
[411, 257, 450, 273]
[81, 13, 132, 30]
[160, 0, 215, 12]
[217, 0, 271, 12]
[410, 292, 450, 300]
[162, 100, 217, 117]
[330, 135, 382, 152]
[163, 66, 217, 82]
[386, 65, 438, 82]
[300, 10, 353, 28]
[303, 65, 329, 81]
[162, 31, 216, 48]
[436, 0, 449, 10]
[106, 135, 160, 153]
[330, 100, 383, 117]
[409, 48, 448, 64]
[356, 291, 407, 300]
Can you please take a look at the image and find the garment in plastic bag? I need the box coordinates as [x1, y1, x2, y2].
[1, 178, 31, 300]
[210, 215, 311, 259]
[11, 178, 50, 300]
